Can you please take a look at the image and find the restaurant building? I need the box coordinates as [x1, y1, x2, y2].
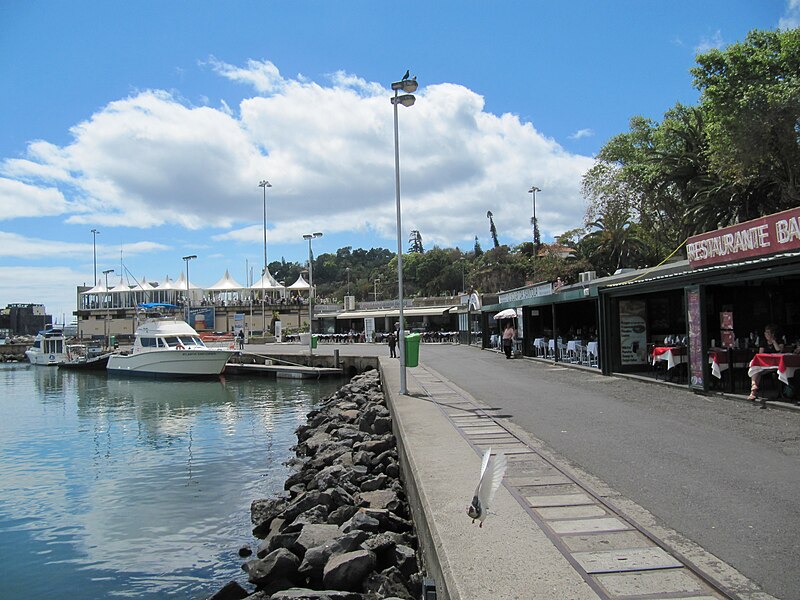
[482, 207, 800, 396]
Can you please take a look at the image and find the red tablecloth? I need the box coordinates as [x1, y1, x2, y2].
[651, 346, 686, 370]
[748, 353, 800, 385]
[708, 348, 754, 379]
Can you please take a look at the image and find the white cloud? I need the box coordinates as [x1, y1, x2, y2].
[0, 266, 88, 316]
[1, 60, 592, 253]
[569, 128, 595, 140]
[0, 231, 169, 259]
[0, 178, 72, 219]
[695, 30, 724, 54]
[779, 0, 800, 28]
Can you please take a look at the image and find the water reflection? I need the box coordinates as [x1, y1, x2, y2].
[0, 364, 343, 599]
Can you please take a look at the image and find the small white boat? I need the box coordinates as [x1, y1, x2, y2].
[25, 328, 67, 366]
[107, 303, 235, 378]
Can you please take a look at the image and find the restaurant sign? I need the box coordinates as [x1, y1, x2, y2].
[686, 207, 800, 268]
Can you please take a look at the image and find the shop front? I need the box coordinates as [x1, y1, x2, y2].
[600, 207, 800, 395]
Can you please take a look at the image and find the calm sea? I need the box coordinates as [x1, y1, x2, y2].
[0, 363, 343, 599]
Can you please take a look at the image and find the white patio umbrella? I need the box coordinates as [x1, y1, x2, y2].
[494, 308, 517, 320]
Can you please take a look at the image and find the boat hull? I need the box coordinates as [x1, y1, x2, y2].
[107, 349, 235, 378]
[25, 350, 66, 366]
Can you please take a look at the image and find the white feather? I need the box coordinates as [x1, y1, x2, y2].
[474, 448, 507, 521]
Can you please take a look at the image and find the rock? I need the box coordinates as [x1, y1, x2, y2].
[322, 549, 376, 592]
[268, 589, 363, 599]
[339, 511, 380, 534]
[243, 548, 301, 587]
[362, 566, 413, 599]
[292, 524, 341, 557]
[393, 545, 418, 580]
[298, 530, 369, 579]
[252, 497, 288, 536]
[257, 531, 299, 558]
[359, 474, 388, 492]
[206, 580, 249, 600]
[327, 505, 358, 526]
[356, 489, 398, 510]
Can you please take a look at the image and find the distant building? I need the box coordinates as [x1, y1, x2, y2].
[0, 304, 52, 336]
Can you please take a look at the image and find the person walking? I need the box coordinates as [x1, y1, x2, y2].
[502, 322, 516, 359]
[387, 331, 397, 358]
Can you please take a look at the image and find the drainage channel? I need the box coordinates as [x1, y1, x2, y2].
[409, 365, 739, 600]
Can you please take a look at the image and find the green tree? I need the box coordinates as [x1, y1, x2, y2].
[408, 230, 424, 253]
[691, 28, 800, 209]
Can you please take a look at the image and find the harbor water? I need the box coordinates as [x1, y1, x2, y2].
[0, 363, 344, 599]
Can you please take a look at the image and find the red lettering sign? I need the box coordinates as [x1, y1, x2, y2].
[686, 207, 800, 268]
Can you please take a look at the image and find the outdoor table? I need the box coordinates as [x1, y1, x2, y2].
[548, 339, 565, 360]
[651, 346, 686, 371]
[586, 341, 599, 367]
[533, 337, 546, 356]
[708, 348, 753, 379]
[748, 353, 800, 385]
[566, 340, 581, 362]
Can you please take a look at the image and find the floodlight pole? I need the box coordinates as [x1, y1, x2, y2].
[391, 72, 418, 394]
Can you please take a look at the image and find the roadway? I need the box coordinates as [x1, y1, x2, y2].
[252, 341, 800, 599]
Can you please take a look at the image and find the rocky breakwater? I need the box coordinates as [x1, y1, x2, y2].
[210, 370, 424, 600]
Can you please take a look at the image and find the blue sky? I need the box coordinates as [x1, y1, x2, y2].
[1, 0, 798, 321]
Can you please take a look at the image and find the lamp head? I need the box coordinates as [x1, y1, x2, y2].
[391, 94, 416, 107]
[102, 269, 114, 275]
[528, 186, 541, 194]
[182, 254, 197, 261]
[259, 180, 272, 188]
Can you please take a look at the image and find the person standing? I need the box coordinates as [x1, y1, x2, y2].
[387, 331, 397, 358]
[502, 322, 516, 359]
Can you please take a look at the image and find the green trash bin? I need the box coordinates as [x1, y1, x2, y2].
[311, 335, 318, 349]
[404, 333, 421, 367]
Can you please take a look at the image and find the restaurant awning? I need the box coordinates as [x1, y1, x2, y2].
[336, 306, 456, 320]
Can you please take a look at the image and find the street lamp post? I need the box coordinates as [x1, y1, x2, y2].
[391, 71, 418, 395]
[91, 229, 100, 284]
[346, 267, 351, 297]
[259, 180, 271, 334]
[528, 185, 541, 283]
[303, 232, 323, 354]
[102, 268, 114, 348]
[182, 255, 197, 323]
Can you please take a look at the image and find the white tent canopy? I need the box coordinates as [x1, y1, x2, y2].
[287, 274, 310, 291]
[251, 268, 283, 291]
[208, 269, 245, 291]
[82, 279, 107, 295]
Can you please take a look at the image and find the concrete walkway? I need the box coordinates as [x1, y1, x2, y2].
[380, 357, 776, 600]
[244, 342, 785, 599]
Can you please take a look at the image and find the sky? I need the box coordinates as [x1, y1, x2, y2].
[1, 1, 798, 321]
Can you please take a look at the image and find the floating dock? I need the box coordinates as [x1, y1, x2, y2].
[225, 362, 343, 379]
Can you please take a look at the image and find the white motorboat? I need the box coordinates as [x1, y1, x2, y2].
[25, 328, 68, 365]
[107, 304, 236, 378]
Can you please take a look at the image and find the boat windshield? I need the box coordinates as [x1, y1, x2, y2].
[163, 336, 206, 348]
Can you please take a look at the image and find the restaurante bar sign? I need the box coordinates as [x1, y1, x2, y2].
[686, 207, 800, 268]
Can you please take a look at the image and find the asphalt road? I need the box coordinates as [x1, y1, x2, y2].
[254, 341, 800, 599]
[415, 344, 800, 600]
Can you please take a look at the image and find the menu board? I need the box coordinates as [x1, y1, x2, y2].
[619, 299, 648, 365]
[687, 287, 704, 389]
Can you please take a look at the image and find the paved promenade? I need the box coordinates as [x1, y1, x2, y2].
[248, 341, 798, 600]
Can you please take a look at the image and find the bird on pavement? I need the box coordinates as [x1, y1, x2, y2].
[466, 448, 507, 527]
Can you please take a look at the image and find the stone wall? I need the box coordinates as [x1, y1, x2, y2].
[209, 370, 424, 600]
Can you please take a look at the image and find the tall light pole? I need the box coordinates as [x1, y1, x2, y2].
[303, 232, 323, 354]
[102, 269, 114, 348]
[346, 267, 351, 297]
[373, 278, 381, 301]
[182, 255, 196, 323]
[528, 185, 541, 251]
[91, 229, 100, 284]
[259, 180, 271, 334]
[528, 185, 541, 283]
[391, 71, 418, 395]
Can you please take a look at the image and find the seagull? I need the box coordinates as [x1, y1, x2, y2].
[402, 69, 410, 80]
[466, 448, 507, 527]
